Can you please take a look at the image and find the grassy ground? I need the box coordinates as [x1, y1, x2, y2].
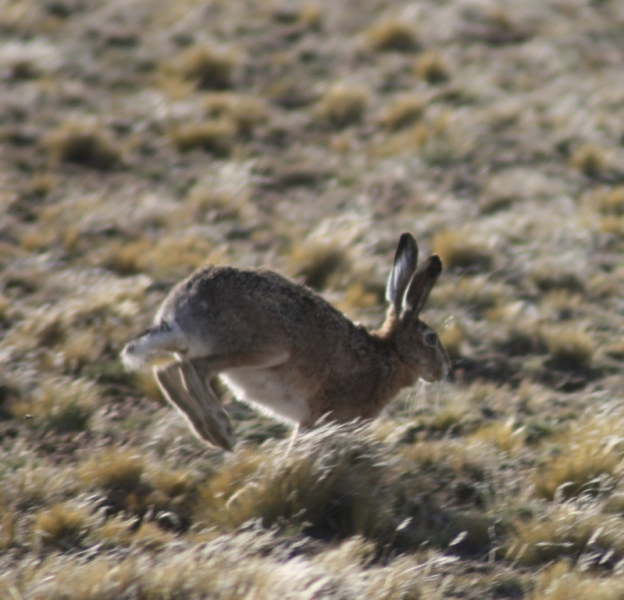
[2, 0, 624, 597]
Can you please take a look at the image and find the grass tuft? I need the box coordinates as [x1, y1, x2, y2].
[61, 327, 105, 369]
[27, 171, 58, 197]
[197, 423, 398, 543]
[531, 564, 624, 600]
[33, 499, 96, 551]
[590, 186, 624, 216]
[570, 144, 608, 178]
[507, 502, 624, 567]
[102, 234, 213, 278]
[168, 43, 239, 90]
[203, 93, 269, 136]
[43, 120, 122, 170]
[79, 449, 145, 491]
[432, 275, 511, 317]
[364, 19, 420, 52]
[379, 95, 426, 130]
[315, 84, 368, 129]
[531, 262, 585, 294]
[471, 418, 525, 455]
[438, 321, 467, 360]
[170, 119, 236, 155]
[533, 409, 624, 500]
[540, 326, 595, 371]
[431, 230, 494, 271]
[415, 50, 450, 84]
[289, 240, 350, 290]
[298, 3, 324, 30]
[10, 377, 98, 433]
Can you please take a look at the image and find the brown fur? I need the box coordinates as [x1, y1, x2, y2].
[121, 233, 451, 450]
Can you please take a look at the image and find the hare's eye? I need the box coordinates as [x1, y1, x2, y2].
[424, 332, 438, 346]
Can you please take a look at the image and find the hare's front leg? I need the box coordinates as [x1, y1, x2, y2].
[154, 362, 235, 451]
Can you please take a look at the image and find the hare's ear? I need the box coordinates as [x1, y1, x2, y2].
[401, 255, 442, 318]
[386, 233, 418, 313]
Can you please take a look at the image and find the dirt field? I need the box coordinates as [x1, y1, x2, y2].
[3, 0, 624, 597]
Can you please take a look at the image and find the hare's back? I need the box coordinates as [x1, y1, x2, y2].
[157, 265, 347, 342]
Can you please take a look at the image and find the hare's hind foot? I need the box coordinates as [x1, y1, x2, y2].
[154, 362, 235, 451]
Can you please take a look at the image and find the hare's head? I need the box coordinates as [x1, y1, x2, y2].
[383, 233, 451, 383]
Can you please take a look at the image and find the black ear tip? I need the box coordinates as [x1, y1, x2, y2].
[430, 254, 443, 273]
[397, 232, 418, 254]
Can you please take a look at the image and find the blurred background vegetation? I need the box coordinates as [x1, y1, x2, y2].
[3, 0, 624, 597]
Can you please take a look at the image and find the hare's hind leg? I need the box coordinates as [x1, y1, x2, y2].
[154, 362, 235, 451]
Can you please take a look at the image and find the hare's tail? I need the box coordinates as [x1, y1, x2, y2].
[121, 321, 187, 370]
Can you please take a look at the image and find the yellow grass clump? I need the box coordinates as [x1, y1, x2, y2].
[531, 562, 624, 600]
[27, 171, 58, 197]
[432, 275, 511, 316]
[289, 240, 351, 290]
[33, 499, 96, 550]
[102, 234, 214, 278]
[593, 186, 624, 215]
[195, 423, 398, 542]
[43, 120, 122, 170]
[379, 95, 426, 131]
[531, 261, 585, 293]
[471, 418, 525, 455]
[10, 377, 99, 434]
[431, 230, 494, 271]
[340, 280, 384, 311]
[169, 119, 236, 155]
[539, 325, 596, 372]
[297, 3, 324, 30]
[570, 143, 608, 178]
[167, 43, 239, 90]
[507, 502, 624, 567]
[438, 321, 467, 359]
[415, 49, 451, 84]
[315, 84, 369, 129]
[60, 326, 105, 369]
[20, 226, 59, 253]
[79, 449, 145, 491]
[364, 19, 420, 52]
[533, 408, 624, 500]
[203, 93, 269, 136]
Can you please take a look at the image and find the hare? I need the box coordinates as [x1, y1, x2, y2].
[121, 232, 451, 451]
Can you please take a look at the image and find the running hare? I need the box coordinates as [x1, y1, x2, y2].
[121, 232, 451, 451]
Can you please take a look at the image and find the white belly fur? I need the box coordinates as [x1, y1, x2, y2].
[220, 368, 310, 425]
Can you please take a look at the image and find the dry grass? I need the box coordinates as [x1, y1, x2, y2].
[591, 187, 624, 215]
[165, 43, 240, 91]
[533, 407, 624, 501]
[169, 119, 237, 155]
[379, 95, 426, 131]
[415, 50, 451, 84]
[203, 93, 269, 135]
[539, 326, 596, 372]
[196, 423, 398, 541]
[288, 239, 351, 290]
[43, 120, 122, 170]
[364, 19, 420, 53]
[4, 0, 624, 596]
[431, 230, 494, 271]
[507, 502, 624, 567]
[315, 84, 369, 129]
[531, 563, 624, 600]
[10, 377, 99, 434]
[570, 144, 608, 178]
